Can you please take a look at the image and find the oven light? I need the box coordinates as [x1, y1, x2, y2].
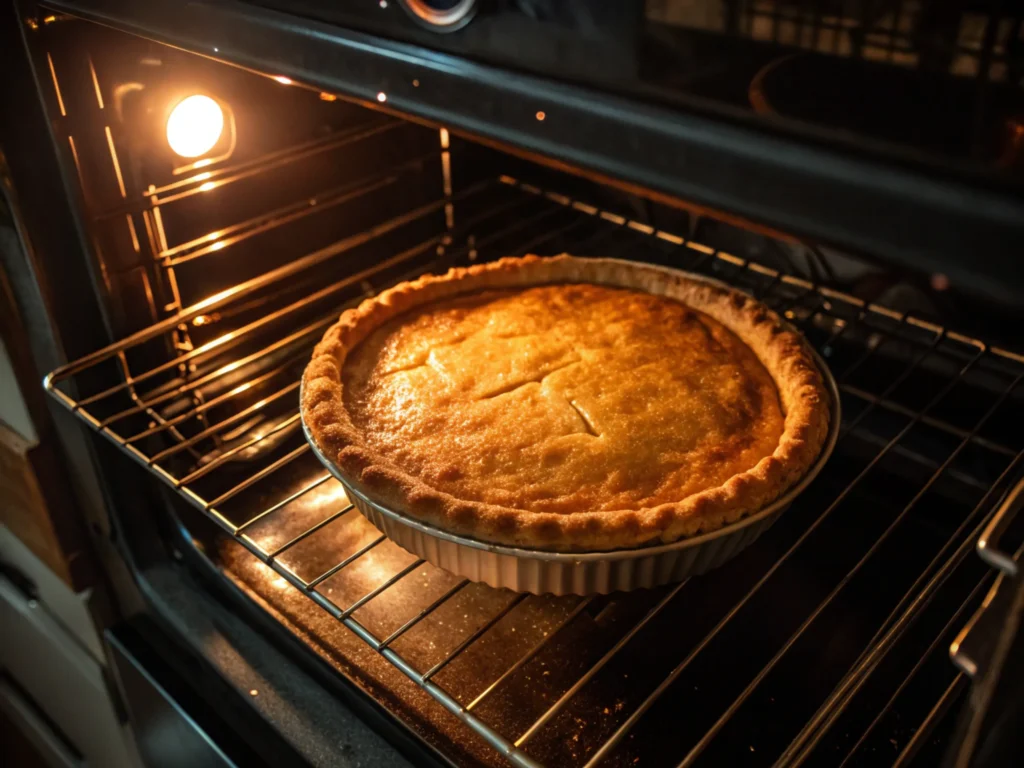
[273, 76, 293, 85]
[166, 94, 224, 158]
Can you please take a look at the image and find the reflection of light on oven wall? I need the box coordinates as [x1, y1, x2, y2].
[166, 94, 224, 157]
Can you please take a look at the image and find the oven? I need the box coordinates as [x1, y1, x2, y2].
[1, 1, 1022, 767]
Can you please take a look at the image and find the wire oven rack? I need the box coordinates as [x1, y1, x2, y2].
[45, 176, 1024, 767]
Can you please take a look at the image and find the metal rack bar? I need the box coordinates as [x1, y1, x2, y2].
[444, 191, 537, 239]
[96, 120, 403, 219]
[234, 473, 333, 534]
[508, 216, 604, 257]
[849, 428, 990, 493]
[153, 122, 395, 196]
[177, 412, 303, 485]
[465, 595, 598, 712]
[305, 536, 388, 590]
[891, 675, 965, 768]
[422, 593, 531, 682]
[839, 313, 937, 387]
[206, 444, 310, 509]
[262, 504, 355, 560]
[516, 580, 688, 747]
[379, 579, 471, 650]
[840, 384, 1017, 458]
[839, 315, 940, 391]
[163, 151, 441, 267]
[124, 358, 299, 441]
[338, 559, 426, 619]
[150, 381, 300, 464]
[99, 314, 331, 422]
[804, 302, 867, 352]
[113, 350, 200, 456]
[463, 202, 573, 257]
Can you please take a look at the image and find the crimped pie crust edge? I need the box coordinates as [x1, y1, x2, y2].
[301, 254, 830, 552]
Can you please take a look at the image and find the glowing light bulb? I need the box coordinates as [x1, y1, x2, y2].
[166, 95, 224, 158]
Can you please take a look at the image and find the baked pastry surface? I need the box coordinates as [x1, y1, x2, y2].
[302, 255, 830, 551]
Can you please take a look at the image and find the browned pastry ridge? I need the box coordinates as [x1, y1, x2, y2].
[302, 255, 830, 552]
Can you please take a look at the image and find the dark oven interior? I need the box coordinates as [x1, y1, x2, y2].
[31, 13, 1024, 768]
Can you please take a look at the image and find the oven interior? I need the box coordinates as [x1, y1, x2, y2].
[34, 15, 1024, 768]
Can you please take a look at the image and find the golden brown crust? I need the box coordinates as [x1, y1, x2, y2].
[302, 255, 830, 551]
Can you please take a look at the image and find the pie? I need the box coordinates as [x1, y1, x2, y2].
[302, 255, 830, 552]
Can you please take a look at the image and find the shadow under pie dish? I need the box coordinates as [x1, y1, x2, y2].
[302, 255, 834, 579]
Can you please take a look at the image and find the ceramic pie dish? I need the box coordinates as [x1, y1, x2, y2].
[300, 255, 838, 593]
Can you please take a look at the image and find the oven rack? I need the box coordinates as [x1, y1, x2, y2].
[90, 117, 406, 222]
[45, 177, 1024, 767]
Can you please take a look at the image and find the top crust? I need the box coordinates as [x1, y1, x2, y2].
[302, 254, 831, 552]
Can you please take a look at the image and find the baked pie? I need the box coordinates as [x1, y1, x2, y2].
[302, 255, 830, 552]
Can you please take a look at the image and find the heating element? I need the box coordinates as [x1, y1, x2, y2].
[43, 166, 1024, 766]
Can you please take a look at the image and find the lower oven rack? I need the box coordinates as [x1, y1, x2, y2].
[44, 177, 1024, 767]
